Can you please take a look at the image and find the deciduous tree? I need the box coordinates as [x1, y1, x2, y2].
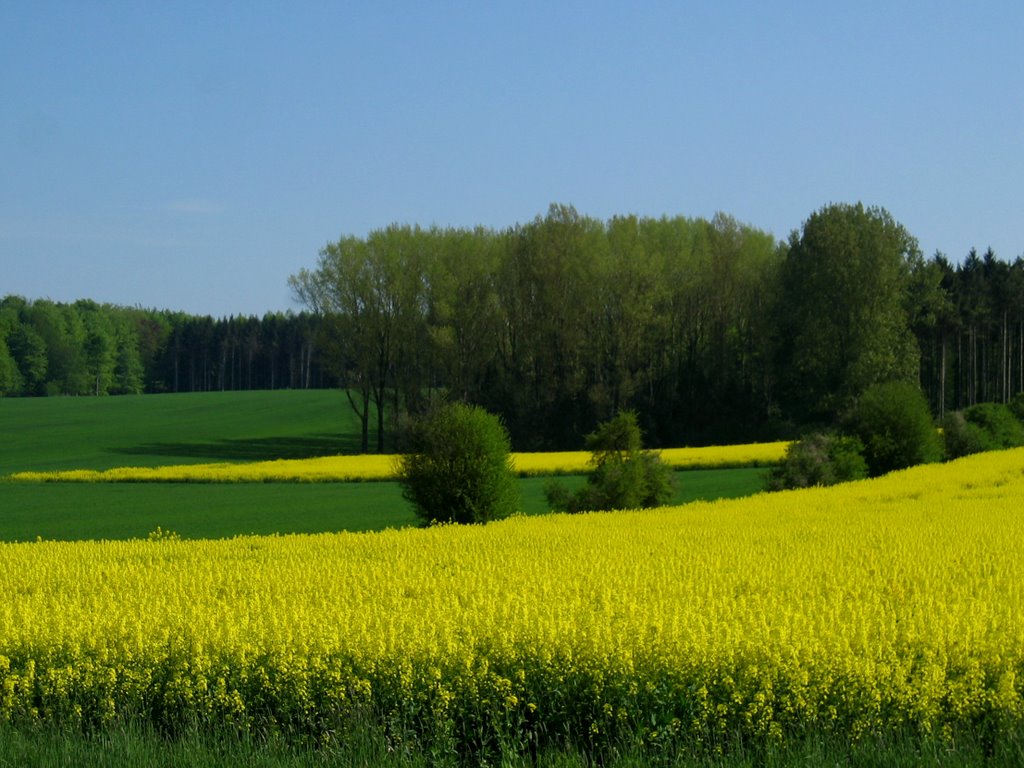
[398, 402, 519, 525]
[774, 203, 921, 422]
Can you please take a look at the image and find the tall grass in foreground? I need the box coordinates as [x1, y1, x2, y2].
[1, 720, 1020, 767]
[1, 449, 1023, 762]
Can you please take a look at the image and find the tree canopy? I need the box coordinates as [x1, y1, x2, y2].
[0, 297, 325, 398]
[292, 205, 783, 450]
[774, 203, 921, 422]
[5, 202, 1024, 455]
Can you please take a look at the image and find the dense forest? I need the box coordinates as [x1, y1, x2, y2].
[0, 300, 328, 397]
[4, 203, 1023, 451]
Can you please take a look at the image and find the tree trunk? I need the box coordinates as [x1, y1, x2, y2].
[304, 340, 313, 389]
[345, 386, 371, 453]
[939, 331, 947, 419]
[1003, 309, 1009, 402]
[955, 331, 962, 410]
[375, 386, 386, 453]
[969, 328, 975, 405]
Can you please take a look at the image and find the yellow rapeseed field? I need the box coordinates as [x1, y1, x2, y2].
[513, 442, 789, 476]
[2, 448, 1022, 750]
[7, 442, 788, 483]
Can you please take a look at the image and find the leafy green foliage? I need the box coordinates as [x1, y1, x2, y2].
[398, 403, 519, 524]
[774, 203, 921, 422]
[545, 411, 675, 512]
[941, 411, 990, 460]
[0, 296, 325, 400]
[7, 323, 48, 394]
[0, 337, 21, 396]
[963, 403, 1024, 448]
[290, 228, 436, 452]
[765, 432, 867, 490]
[845, 382, 941, 476]
[7, 203, 1024, 452]
[943, 403, 1024, 459]
[1009, 393, 1024, 424]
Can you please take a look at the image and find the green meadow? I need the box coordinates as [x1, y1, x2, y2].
[0, 391, 766, 541]
[0, 390, 362, 474]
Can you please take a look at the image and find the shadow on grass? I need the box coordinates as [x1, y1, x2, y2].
[115, 434, 365, 462]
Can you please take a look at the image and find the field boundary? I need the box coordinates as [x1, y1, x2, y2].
[6, 442, 789, 483]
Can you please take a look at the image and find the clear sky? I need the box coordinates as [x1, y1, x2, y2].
[2, 2, 1022, 317]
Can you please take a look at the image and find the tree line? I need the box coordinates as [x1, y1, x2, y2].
[0, 297, 328, 397]
[915, 248, 1024, 416]
[292, 202, 1024, 451]
[4, 202, 1023, 453]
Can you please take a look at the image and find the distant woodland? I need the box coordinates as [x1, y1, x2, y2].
[4, 203, 1023, 450]
[0, 300, 327, 397]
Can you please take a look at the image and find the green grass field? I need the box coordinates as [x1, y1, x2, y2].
[0, 469, 765, 542]
[0, 391, 766, 541]
[0, 390, 363, 474]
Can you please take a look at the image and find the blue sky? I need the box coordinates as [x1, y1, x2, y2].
[2, 2, 1022, 316]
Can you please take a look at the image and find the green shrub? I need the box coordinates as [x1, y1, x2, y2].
[636, 451, 677, 507]
[941, 411, 991, 460]
[963, 402, 1024, 449]
[397, 402, 519, 525]
[765, 432, 867, 490]
[545, 411, 675, 512]
[944, 402, 1024, 460]
[845, 381, 941, 477]
[1009, 393, 1024, 424]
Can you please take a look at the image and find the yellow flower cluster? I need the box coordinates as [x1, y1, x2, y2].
[2, 448, 1022, 749]
[7, 442, 788, 483]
